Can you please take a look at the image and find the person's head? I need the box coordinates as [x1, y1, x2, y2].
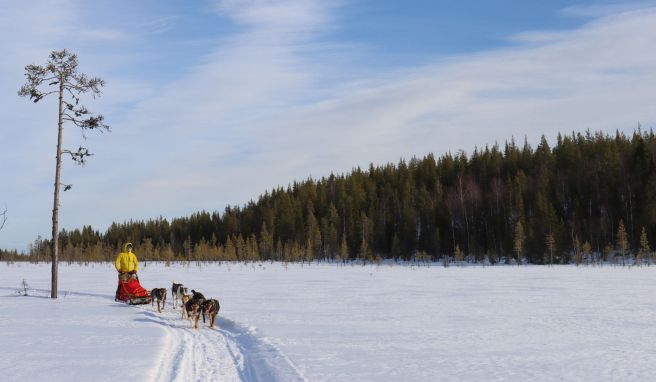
[124, 242, 133, 253]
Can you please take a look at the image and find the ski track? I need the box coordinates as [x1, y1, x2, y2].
[8, 287, 305, 382]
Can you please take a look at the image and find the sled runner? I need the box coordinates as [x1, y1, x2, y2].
[116, 274, 151, 305]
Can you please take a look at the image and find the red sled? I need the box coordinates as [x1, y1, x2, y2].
[116, 277, 151, 305]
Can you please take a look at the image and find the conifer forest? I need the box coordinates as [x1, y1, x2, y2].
[6, 129, 656, 265]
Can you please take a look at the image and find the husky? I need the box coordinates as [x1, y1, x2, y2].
[190, 290, 207, 322]
[150, 288, 167, 313]
[202, 299, 221, 328]
[181, 294, 192, 319]
[171, 281, 188, 309]
[184, 296, 202, 329]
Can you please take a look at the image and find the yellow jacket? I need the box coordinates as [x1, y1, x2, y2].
[115, 243, 139, 272]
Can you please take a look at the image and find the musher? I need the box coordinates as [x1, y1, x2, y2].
[114, 242, 147, 302]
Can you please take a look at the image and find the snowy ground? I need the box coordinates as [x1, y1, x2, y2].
[1, 262, 656, 381]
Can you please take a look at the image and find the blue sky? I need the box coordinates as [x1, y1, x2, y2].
[336, 1, 580, 56]
[1, 0, 656, 250]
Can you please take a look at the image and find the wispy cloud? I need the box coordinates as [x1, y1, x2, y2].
[89, 2, 656, 224]
[562, 1, 656, 17]
[2, 1, 656, 250]
[214, 0, 338, 30]
[8, 0, 347, 238]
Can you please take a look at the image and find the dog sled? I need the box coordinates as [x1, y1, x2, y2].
[116, 273, 151, 305]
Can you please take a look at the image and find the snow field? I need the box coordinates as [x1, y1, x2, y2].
[1, 262, 656, 381]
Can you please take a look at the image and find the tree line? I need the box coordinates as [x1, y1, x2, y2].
[6, 129, 656, 265]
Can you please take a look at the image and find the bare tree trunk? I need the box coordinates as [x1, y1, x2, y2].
[0, 207, 6, 232]
[51, 77, 64, 299]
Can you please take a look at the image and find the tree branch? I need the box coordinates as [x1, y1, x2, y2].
[62, 147, 93, 165]
[17, 86, 57, 102]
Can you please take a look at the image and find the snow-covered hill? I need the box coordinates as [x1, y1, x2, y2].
[2, 262, 655, 381]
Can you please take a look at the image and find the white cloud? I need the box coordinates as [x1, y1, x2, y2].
[2, 1, 656, 250]
[97, 3, 656, 224]
[214, 0, 337, 31]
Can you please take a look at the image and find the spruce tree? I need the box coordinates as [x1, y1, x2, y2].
[275, 238, 284, 262]
[513, 221, 525, 264]
[235, 234, 246, 261]
[545, 232, 555, 266]
[573, 236, 582, 266]
[391, 234, 401, 260]
[603, 243, 614, 264]
[304, 239, 313, 263]
[339, 234, 349, 263]
[616, 220, 628, 266]
[224, 236, 236, 261]
[358, 238, 370, 263]
[638, 227, 650, 266]
[259, 222, 273, 260]
[306, 203, 322, 259]
[325, 223, 338, 260]
[326, 203, 340, 259]
[454, 244, 464, 266]
[581, 241, 592, 265]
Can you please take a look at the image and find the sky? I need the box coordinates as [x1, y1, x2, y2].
[1, 0, 656, 250]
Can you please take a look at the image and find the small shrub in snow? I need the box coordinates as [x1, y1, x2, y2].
[16, 279, 29, 296]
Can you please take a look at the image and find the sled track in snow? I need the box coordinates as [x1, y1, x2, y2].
[3, 287, 305, 382]
[143, 307, 306, 382]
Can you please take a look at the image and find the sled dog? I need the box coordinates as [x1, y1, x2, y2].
[171, 282, 188, 309]
[202, 299, 220, 328]
[184, 297, 202, 329]
[181, 294, 192, 319]
[150, 288, 167, 313]
[191, 290, 207, 322]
